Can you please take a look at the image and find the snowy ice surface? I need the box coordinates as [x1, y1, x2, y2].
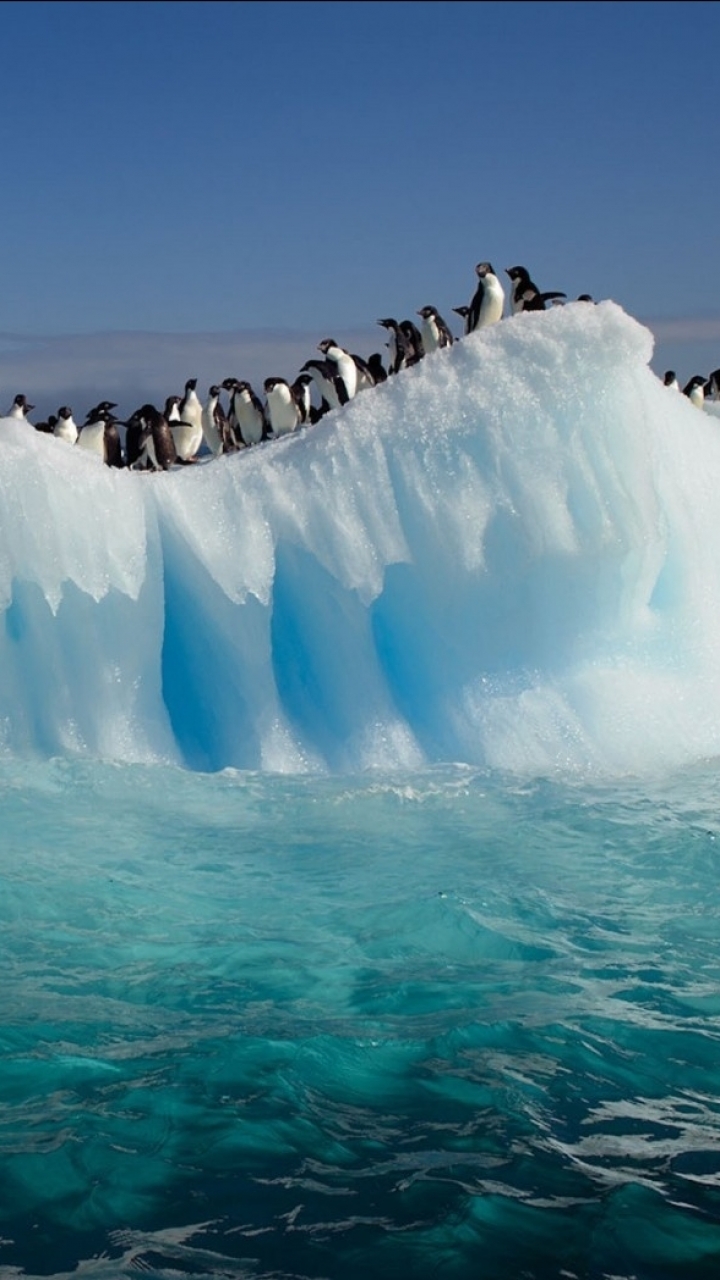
[1, 300, 719, 777]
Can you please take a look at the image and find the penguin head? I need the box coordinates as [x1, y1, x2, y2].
[475, 262, 495, 278]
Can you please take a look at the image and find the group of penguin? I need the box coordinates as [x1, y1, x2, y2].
[3, 261, 594, 471]
[663, 368, 720, 409]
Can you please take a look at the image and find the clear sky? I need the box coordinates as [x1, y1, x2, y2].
[0, 0, 718, 414]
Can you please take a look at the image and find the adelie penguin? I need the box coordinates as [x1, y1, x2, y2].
[34, 414, 58, 435]
[705, 369, 720, 401]
[376, 318, 411, 374]
[263, 377, 302, 436]
[417, 305, 454, 353]
[505, 265, 566, 313]
[77, 401, 123, 467]
[53, 406, 79, 444]
[683, 375, 707, 409]
[174, 378, 204, 461]
[130, 404, 178, 471]
[222, 378, 267, 446]
[167, 384, 202, 462]
[291, 372, 316, 425]
[466, 262, 505, 331]
[317, 339, 358, 401]
[202, 385, 234, 457]
[5, 393, 35, 422]
[399, 320, 424, 365]
[300, 359, 348, 412]
[663, 370, 679, 391]
[451, 304, 472, 337]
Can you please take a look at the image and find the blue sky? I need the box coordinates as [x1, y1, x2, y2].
[0, 0, 718, 414]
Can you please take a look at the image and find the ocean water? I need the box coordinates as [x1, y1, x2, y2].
[3, 300, 720, 1276]
[2, 759, 720, 1279]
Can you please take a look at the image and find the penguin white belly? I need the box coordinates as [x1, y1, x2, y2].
[172, 422, 203, 460]
[479, 278, 505, 326]
[77, 422, 106, 457]
[236, 395, 264, 445]
[267, 386, 299, 435]
[421, 318, 440, 353]
[330, 350, 357, 399]
[54, 421, 78, 444]
[201, 407, 223, 457]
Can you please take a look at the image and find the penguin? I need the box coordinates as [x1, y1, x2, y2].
[376, 318, 411, 374]
[291, 372, 316, 424]
[264, 377, 302, 436]
[77, 402, 123, 466]
[34, 414, 58, 435]
[167, 387, 203, 462]
[201, 385, 231, 457]
[124, 408, 146, 469]
[223, 378, 267, 446]
[417, 305, 454, 353]
[451, 305, 472, 337]
[663, 370, 680, 391]
[176, 378, 204, 460]
[505, 265, 566, 313]
[351, 352, 379, 393]
[317, 339, 358, 401]
[300, 358, 348, 412]
[467, 262, 505, 331]
[131, 404, 178, 471]
[53, 406, 79, 444]
[366, 352, 387, 384]
[577, 294, 595, 303]
[705, 369, 720, 401]
[683, 375, 706, 409]
[5, 393, 35, 422]
[399, 320, 425, 365]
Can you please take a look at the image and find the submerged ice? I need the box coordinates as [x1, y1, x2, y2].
[1, 300, 719, 776]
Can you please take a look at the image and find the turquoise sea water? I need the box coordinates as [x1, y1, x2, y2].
[2, 760, 720, 1279]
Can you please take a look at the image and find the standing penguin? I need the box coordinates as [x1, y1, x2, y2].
[505, 265, 566, 313]
[683, 375, 707, 409]
[132, 404, 178, 470]
[663, 371, 680, 391]
[5, 393, 35, 422]
[223, 378, 267, 446]
[317, 339, 358, 401]
[291, 372, 316, 424]
[417, 305, 454, 353]
[201, 385, 232, 457]
[366, 352, 387, 384]
[467, 262, 505, 331]
[77, 402, 123, 466]
[300, 358, 348, 412]
[376, 318, 411, 374]
[54, 406, 79, 444]
[264, 377, 302, 437]
[451, 304, 472, 336]
[176, 378, 204, 460]
[167, 386, 202, 462]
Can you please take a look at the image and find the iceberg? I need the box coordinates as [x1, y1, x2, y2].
[1, 300, 719, 776]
